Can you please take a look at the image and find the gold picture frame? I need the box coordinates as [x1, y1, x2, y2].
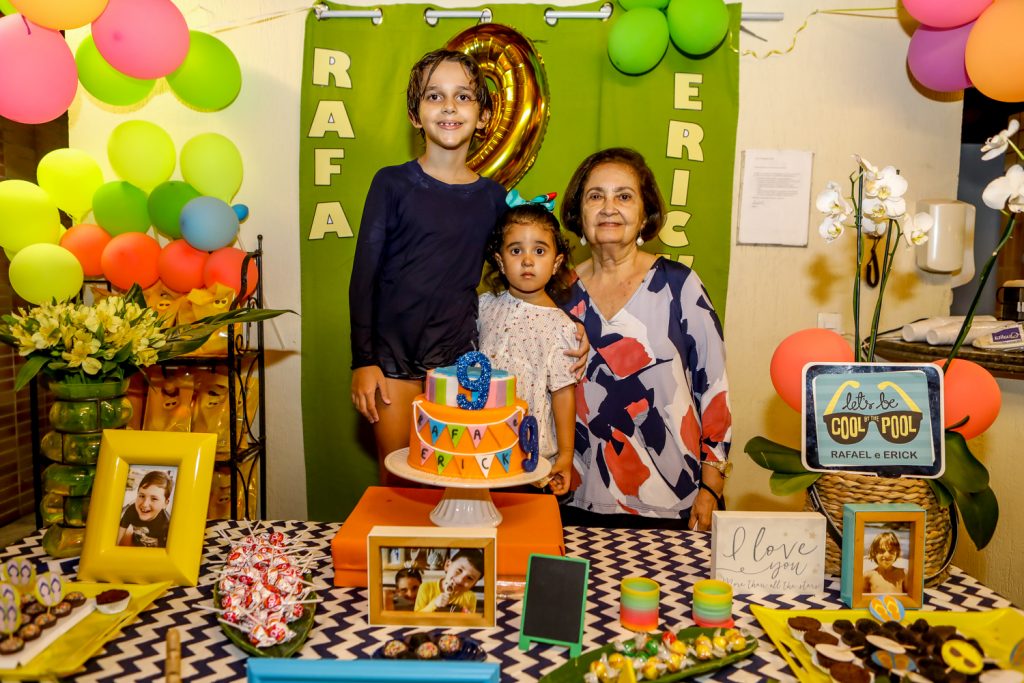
[367, 526, 496, 628]
[79, 430, 216, 587]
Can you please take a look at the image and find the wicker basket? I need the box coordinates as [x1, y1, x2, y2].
[804, 472, 953, 587]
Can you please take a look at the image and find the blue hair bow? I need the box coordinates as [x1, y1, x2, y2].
[506, 189, 557, 212]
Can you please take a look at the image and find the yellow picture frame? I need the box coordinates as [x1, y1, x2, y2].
[79, 430, 216, 587]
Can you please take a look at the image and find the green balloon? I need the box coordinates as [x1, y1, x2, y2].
[608, 8, 670, 75]
[166, 31, 242, 111]
[107, 120, 176, 193]
[148, 180, 199, 239]
[0, 0, 16, 15]
[9, 243, 84, 304]
[92, 181, 150, 235]
[76, 35, 156, 107]
[619, 0, 669, 10]
[37, 148, 104, 223]
[0, 179, 61, 252]
[180, 133, 243, 203]
[666, 0, 729, 55]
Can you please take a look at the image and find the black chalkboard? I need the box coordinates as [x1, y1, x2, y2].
[518, 554, 589, 657]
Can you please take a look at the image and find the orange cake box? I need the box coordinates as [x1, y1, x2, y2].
[331, 486, 565, 587]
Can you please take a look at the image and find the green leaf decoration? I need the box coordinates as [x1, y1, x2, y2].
[539, 627, 757, 683]
[213, 579, 316, 657]
[769, 471, 821, 496]
[941, 431, 989, 494]
[950, 485, 999, 550]
[14, 355, 49, 391]
[926, 478, 953, 508]
[743, 436, 808, 474]
[157, 307, 293, 361]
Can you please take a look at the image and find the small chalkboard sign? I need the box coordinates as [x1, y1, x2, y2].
[518, 553, 589, 657]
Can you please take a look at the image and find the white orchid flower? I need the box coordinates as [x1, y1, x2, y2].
[818, 215, 845, 242]
[860, 198, 891, 236]
[901, 211, 933, 246]
[853, 154, 879, 178]
[982, 164, 1024, 212]
[815, 181, 852, 216]
[864, 166, 908, 204]
[980, 119, 1020, 161]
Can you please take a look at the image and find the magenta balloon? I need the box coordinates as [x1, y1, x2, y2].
[902, 0, 992, 29]
[92, 0, 189, 79]
[907, 22, 973, 92]
[0, 15, 77, 125]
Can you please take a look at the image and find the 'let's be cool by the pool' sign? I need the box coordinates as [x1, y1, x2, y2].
[710, 512, 826, 594]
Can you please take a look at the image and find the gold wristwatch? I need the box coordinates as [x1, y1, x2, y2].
[701, 460, 732, 477]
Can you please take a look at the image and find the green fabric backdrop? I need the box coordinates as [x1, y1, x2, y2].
[299, 2, 740, 520]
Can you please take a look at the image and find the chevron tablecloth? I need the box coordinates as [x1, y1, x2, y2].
[2, 520, 1013, 682]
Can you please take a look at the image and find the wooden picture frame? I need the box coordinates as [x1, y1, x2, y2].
[247, 659, 500, 683]
[367, 526, 496, 628]
[79, 430, 216, 587]
[840, 503, 925, 609]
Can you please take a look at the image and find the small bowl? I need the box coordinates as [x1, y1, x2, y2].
[95, 589, 130, 615]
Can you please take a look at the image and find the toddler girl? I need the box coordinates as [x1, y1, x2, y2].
[479, 198, 577, 494]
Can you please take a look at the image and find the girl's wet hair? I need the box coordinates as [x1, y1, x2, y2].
[139, 470, 173, 501]
[406, 49, 491, 125]
[561, 147, 665, 242]
[869, 531, 901, 561]
[484, 203, 573, 305]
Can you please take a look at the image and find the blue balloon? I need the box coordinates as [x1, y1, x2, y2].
[180, 196, 239, 251]
[232, 203, 249, 222]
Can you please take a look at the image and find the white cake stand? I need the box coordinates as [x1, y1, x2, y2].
[384, 448, 551, 528]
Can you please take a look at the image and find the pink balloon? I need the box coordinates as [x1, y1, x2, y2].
[0, 15, 77, 125]
[902, 0, 992, 29]
[907, 22, 973, 92]
[92, 0, 189, 79]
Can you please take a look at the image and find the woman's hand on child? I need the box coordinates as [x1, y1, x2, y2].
[566, 322, 591, 381]
[351, 366, 390, 422]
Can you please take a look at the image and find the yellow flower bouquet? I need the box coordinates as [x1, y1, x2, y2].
[0, 285, 287, 391]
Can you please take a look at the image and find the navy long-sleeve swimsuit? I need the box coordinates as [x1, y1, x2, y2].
[349, 160, 507, 379]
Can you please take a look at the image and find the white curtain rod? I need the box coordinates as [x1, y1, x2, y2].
[314, 4, 783, 25]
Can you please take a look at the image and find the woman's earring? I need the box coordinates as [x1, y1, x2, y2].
[580, 236, 587, 246]
[636, 235, 645, 247]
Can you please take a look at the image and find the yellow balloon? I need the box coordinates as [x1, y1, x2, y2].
[9, 0, 108, 29]
[8, 243, 83, 304]
[446, 24, 550, 189]
[180, 133, 243, 203]
[0, 179, 61, 252]
[108, 120, 176, 193]
[37, 148, 104, 223]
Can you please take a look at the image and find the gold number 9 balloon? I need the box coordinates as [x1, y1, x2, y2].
[447, 24, 549, 189]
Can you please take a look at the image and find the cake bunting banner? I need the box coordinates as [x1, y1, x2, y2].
[416, 407, 429, 432]
[475, 453, 494, 478]
[506, 414, 520, 432]
[470, 426, 486, 448]
[435, 451, 453, 475]
[428, 419, 444, 445]
[418, 445, 433, 466]
[497, 449, 512, 473]
[449, 424, 466, 448]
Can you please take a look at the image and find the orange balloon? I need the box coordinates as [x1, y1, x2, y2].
[965, 0, 1024, 102]
[100, 232, 160, 290]
[932, 359, 1001, 439]
[203, 246, 257, 298]
[770, 328, 854, 411]
[59, 223, 111, 276]
[158, 239, 208, 293]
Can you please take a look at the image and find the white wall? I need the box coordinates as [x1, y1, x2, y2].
[67, 0, 1021, 604]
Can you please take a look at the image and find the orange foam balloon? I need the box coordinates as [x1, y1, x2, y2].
[770, 328, 854, 412]
[158, 239, 208, 294]
[59, 223, 111, 276]
[965, 0, 1024, 102]
[101, 232, 161, 291]
[932, 358, 1001, 440]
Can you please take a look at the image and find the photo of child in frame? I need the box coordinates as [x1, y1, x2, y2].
[414, 548, 485, 614]
[862, 522, 910, 594]
[117, 466, 177, 548]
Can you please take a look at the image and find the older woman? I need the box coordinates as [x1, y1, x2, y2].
[559, 148, 731, 531]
